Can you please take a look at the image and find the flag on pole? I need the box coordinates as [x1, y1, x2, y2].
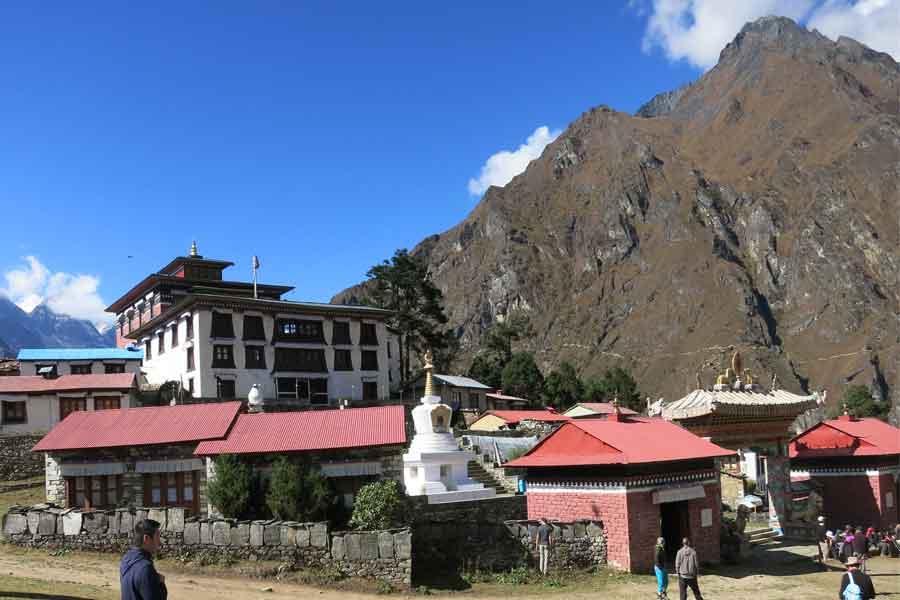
[252, 255, 260, 270]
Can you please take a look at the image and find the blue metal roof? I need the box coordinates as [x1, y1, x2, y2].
[17, 347, 144, 361]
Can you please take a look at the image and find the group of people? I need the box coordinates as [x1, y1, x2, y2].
[817, 517, 900, 567]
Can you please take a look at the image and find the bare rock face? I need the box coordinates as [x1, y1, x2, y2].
[334, 17, 899, 414]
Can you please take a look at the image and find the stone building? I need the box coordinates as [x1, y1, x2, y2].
[105, 242, 401, 406]
[0, 373, 138, 435]
[506, 407, 734, 573]
[17, 347, 143, 377]
[790, 414, 900, 529]
[563, 402, 639, 419]
[33, 402, 242, 514]
[659, 352, 820, 529]
[195, 404, 407, 513]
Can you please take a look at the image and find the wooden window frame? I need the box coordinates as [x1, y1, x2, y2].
[104, 363, 126, 374]
[361, 350, 379, 371]
[333, 349, 353, 371]
[244, 345, 266, 370]
[59, 397, 87, 421]
[69, 363, 92, 375]
[142, 472, 200, 515]
[2, 401, 27, 424]
[211, 345, 235, 369]
[171, 322, 179, 348]
[94, 396, 121, 411]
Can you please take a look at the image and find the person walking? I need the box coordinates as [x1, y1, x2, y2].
[674, 538, 703, 600]
[851, 527, 868, 572]
[816, 516, 829, 563]
[120, 519, 167, 600]
[534, 518, 554, 575]
[839, 556, 875, 600]
[654, 537, 669, 600]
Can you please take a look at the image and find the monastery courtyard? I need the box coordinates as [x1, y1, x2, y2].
[0, 541, 897, 599]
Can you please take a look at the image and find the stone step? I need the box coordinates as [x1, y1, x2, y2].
[466, 461, 507, 493]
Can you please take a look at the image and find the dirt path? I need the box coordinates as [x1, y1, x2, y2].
[1, 543, 898, 600]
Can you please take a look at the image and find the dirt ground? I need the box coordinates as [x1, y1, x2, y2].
[0, 540, 898, 600]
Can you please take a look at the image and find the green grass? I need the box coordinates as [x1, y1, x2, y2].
[0, 574, 118, 600]
[0, 477, 45, 517]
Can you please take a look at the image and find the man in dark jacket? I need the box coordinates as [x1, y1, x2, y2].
[839, 556, 875, 599]
[674, 538, 703, 600]
[120, 519, 167, 600]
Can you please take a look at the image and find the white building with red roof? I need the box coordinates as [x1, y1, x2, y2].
[790, 414, 900, 529]
[0, 372, 137, 434]
[505, 409, 734, 573]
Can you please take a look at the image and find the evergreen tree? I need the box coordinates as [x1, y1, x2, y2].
[827, 385, 889, 420]
[468, 352, 504, 390]
[207, 455, 253, 519]
[582, 367, 642, 412]
[501, 352, 544, 404]
[266, 458, 333, 522]
[543, 361, 583, 409]
[364, 249, 453, 383]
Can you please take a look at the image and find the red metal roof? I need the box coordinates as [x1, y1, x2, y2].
[0, 373, 135, 394]
[195, 405, 406, 455]
[574, 402, 639, 416]
[481, 409, 571, 425]
[505, 417, 735, 467]
[790, 417, 900, 458]
[32, 401, 241, 452]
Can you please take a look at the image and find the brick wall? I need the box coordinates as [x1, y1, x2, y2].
[872, 473, 899, 529]
[527, 490, 631, 569]
[813, 474, 882, 529]
[688, 483, 721, 566]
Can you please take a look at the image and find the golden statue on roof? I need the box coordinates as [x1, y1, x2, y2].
[731, 351, 743, 379]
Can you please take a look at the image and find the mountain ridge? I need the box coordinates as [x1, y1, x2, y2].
[334, 16, 899, 413]
[0, 297, 115, 357]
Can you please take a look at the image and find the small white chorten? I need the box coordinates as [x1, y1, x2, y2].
[402, 350, 496, 504]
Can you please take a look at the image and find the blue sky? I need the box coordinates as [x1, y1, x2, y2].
[1, 1, 896, 327]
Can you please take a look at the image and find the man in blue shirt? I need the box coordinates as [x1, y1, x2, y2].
[120, 519, 168, 600]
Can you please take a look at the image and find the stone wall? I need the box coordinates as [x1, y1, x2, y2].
[505, 519, 606, 570]
[0, 434, 44, 480]
[2, 505, 411, 588]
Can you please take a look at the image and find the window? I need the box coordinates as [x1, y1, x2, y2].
[187, 378, 194, 396]
[2, 401, 26, 424]
[468, 392, 480, 410]
[331, 321, 352, 345]
[144, 340, 152, 361]
[361, 350, 378, 371]
[245, 345, 266, 369]
[212, 345, 235, 369]
[217, 378, 236, 399]
[104, 363, 125, 374]
[277, 377, 328, 404]
[275, 319, 324, 342]
[186, 347, 195, 371]
[387, 340, 391, 359]
[185, 315, 194, 339]
[333, 349, 353, 371]
[363, 381, 378, 402]
[157, 331, 165, 355]
[94, 396, 121, 411]
[70, 364, 92, 375]
[171, 323, 179, 347]
[359, 323, 379, 346]
[242, 315, 266, 341]
[59, 398, 86, 421]
[142, 472, 199, 514]
[66, 474, 122, 510]
[274, 348, 327, 372]
[210, 312, 235, 338]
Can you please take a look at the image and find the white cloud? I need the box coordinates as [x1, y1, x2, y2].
[639, 0, 814, 69]
[1, 256, 110, 329]
[468, 126, 561, 196]
[807, 0, 900, 60]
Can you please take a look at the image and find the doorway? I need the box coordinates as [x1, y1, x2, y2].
[660, 501, 691, 560]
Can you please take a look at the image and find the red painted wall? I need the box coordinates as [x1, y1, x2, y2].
[813, 474, 886, 529]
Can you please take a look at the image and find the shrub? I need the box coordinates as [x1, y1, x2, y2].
[349, 480, 407, 530]
[266, 458, 333, 522]
[207, 454, 253, 518]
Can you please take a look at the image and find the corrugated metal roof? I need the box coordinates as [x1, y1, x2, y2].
[790, 417, 900, 458]
[434, 374, 491, 389]
[195, 405, 406, 455]
[0, 373, 136, 394]
[662, 389, 819, 420]
[565, 402, 639, 416]
[32, 401, 242, 452]
[17, 348, 144, 361]
[485, 392, 529, 403]
[478, 410, 571, 425]
[505, 417, 735, 468]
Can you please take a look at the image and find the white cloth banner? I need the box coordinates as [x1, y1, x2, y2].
[652, 484, 706, 504]
[60, 462, 126, 477]
[135, 459, 204, 473]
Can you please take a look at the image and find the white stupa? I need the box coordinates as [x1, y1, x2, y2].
[403, 350, 496, 504]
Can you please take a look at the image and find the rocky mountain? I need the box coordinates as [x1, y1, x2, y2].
[0, 297, 114, 357]
[334, 17, 899, 414]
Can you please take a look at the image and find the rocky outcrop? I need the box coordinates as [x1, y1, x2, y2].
[334, 17, 899, 415]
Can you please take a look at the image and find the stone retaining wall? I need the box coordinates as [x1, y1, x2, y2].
[504, 519, 607, 570]
[2, 505, 411, 588]
[0, 434, 44, 480]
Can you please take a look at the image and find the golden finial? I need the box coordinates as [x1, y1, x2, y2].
[843, 403, 849, 416]
[189, 240, 199, 257]
[423, 349, 435, 397]
[731, 351, 743, 378]
[743, 369, 753, 386]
